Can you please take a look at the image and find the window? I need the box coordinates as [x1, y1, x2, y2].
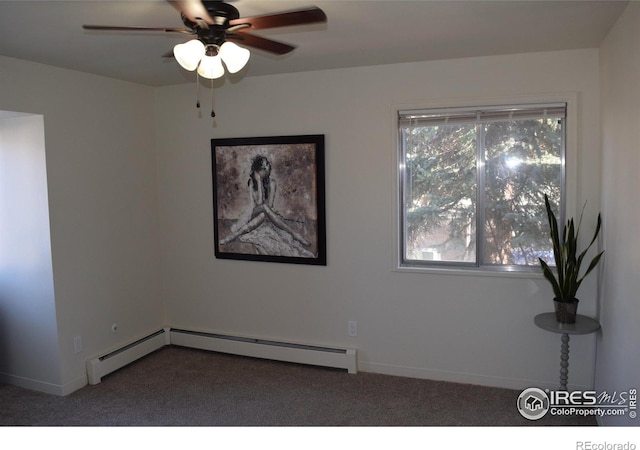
[398, 103, 565, 271]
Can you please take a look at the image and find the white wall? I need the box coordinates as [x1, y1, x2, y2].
[155, 49, 603, 390]
[0, 56, 164, 394]
[597, 2, 640, 426]
[0, 46, 609, 395]
[0, 114, 61, 393]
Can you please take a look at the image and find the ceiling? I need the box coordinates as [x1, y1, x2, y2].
[0, 0, 629, 87]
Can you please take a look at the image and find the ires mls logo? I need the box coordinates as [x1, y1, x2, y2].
[517, 387, 637, 420]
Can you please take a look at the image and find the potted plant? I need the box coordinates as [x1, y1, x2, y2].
[539, 194, 605, 323]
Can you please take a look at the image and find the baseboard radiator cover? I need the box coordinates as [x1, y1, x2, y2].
[169, 328, 357, 374]
[86, 328, 170, 385]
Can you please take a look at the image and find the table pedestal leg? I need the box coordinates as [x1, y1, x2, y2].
[560, 333, 569, 391]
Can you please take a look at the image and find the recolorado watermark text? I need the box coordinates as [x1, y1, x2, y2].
[576, 442, 636, 450]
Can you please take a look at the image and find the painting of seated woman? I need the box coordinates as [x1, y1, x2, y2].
[212, 135, 326, 265]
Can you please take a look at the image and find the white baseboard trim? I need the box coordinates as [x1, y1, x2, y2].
[0, 372, 66, 396]
[358, 361, 591, 392]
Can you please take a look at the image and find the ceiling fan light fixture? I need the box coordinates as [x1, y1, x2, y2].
[173, 39, 206, 71]
[219, 41, 250, 74]
[197, 54, 225, 79]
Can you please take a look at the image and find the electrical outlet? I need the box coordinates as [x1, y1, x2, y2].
[73, 336, 83, 354]
[348, 320, 358, 337]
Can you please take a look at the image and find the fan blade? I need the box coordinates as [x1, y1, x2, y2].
[168, 0, 215, 25]
[229, 6, 327, 30]
[83, 25, 190, 33]
[228, 32, 295, 55]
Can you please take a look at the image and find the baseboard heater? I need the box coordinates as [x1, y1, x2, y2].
[86, 328, 356, 384]
[170, 328, 357, 374]
[86, 328, 170, 385]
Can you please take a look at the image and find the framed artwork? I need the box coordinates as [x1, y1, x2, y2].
[211, 134, 326, 265]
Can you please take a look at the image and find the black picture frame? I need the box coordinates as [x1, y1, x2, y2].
[211, 134, 326, 265]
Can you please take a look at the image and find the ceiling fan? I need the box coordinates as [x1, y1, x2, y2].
[83, 0, 327, 78]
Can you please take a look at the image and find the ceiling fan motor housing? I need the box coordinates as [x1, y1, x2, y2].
[181, 1, 240, 47]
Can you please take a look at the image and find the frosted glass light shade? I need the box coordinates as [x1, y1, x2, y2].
[173, 40, 206, 71]
[197, 54, 225, 79]
[219, 41, 250, 73]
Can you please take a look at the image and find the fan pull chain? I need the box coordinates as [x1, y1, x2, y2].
[196, 72, 201, 109]
[210, 78, 216, 118]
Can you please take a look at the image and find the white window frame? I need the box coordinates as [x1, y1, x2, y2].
[392, 94, 578, 276]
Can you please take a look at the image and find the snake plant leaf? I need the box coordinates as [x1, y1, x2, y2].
[578, 250, 605, 286]
[539, 258, 563, 300]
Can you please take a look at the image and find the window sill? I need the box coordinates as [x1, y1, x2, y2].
[394, 264, 545, 279]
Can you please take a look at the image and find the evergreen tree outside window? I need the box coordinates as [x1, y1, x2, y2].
[398, 103, 565, 270]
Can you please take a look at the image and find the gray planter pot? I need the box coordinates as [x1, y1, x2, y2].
[554, 299, 579, 324]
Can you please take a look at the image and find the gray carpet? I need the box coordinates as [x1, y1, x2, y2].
[1, 346, 596, 426]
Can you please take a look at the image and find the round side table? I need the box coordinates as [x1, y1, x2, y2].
[534, 312, 601, 391]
